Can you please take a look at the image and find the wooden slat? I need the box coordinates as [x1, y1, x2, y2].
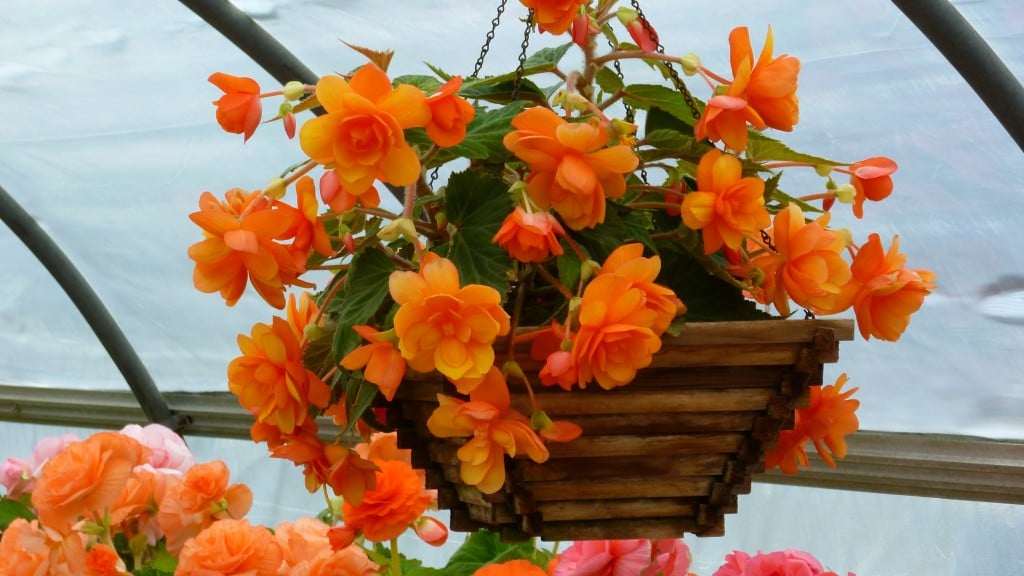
[538, 517, 707, 540]
[569, 412, 760, 435]
[545, 433, 745, 458]
[525, 477, 713, 500]
[537, 498, 698, 521]
[511, 389, 776, 416]
[513, 453, 728, 482]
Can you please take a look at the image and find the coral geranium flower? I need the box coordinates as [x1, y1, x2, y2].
[518, 0, 588, 35]
[600, 243, 686, 334]
[474, 559, 549, 576]
[299, 63, 430, 192]
[694, 26, 800, 151]
[765, 374, 860, 473]
[503, 106, 639, 230]
[752, 204, 851, 316]
[228, 314, 331, 435]
[390, 253, 510, 382]
[845, 156, 898, 219]
[341, 325, 408, 401]
[31, 432, 150, 535]
[492, 206, 566, 263]
[175, 519, 282, 576]
[426, 367, 549, 494]
[572, 273, 663, 390]
[156, 460, 253, 554]
[208, 72, 262, 142]
[680, 149, 771, 255]
[844, 233, 935, 341]
[341, 458, 432, 542]
[425, 76, 476, 147]
[188, 189, 304, 309]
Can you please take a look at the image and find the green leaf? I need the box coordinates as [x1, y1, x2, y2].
[557, 249, 582, 294]
[451, 102, 528, 161]
[595, 65, 624, 95]
[0, 496, 35, 530]
[643, 129, 689, 150]
[657, 242, 772, 322]
[462, 43, 573, 91]
[424, 62, 454, 81]
[444, 170, 513, 297]
[459, 78, 548, 105]
[745, 132, 842, 165]
[394, 74, 442, 94]
[570, 202, 653, 262]
[624, 83, 702, 125]
[443, 530, 549, 576]
[341, 376, 380, 437]
[330, 247, 396, 359]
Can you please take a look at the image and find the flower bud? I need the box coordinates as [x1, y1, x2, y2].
[413, 516, 448, 547]
[531, 409, 554, 432]
[562, 92, 590, 113]
[579, 259, 601, 283]
[815, 164, 835, 177]
[678, 52, 701, 76]
[378, 217, 418, 244]
[283, 80, 306, 101]
[835, 183, 857, 204]
[501, 360, 527, 383]
[265, 177, 286, 200]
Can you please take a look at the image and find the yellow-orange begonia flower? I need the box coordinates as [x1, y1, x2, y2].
[299, 63, 430, 192]
[518, 0, 588, 35]
[426, 367, 548, 494]
[765, 374, 859, 473]
[425, 76, 476, 148]
[390, 253, 510, 382]
[694, 26, 800, 151]
[843, 233, 935, 341]
[752, 204, 852, 316]
[573, 273, 663, 390]
[492, 206, 566, 263]
[341, 325, 408, 401]
[228, 315, 332, 435]
[188, 189, 304, 309]
[681, 150, 772, 255]
[208, 72, 262, 142]
[599, 243, 686, 334]
[503, 106, 639, 230]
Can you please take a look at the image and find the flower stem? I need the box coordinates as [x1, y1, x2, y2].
[390, 537, 401, 576]
[534, 265, 575, 300]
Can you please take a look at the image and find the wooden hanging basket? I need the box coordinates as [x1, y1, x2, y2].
[390, 319, 854, 541]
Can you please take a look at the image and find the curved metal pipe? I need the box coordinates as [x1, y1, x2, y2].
[0, 184, 186, 431]
[892, 0, 1024, 153]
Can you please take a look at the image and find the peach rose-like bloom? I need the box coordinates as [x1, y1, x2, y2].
[300, 63, 430, 193]
[844, 157, 898, 219]
[427, 367, 549, 494]
[390, 253, 510, 383]
[209, 72, 262, 142]
[503, 107, 639, 230]
[474, 559, 549, 576]
[519, 0, 588, 35]
[84, 544, 128, 576]
[425, 76, 476, 147]
[572, 273, 663, 390]
[31, 432, 150, 535]
[175, 519, 282, 576]
[341, 325, 407, 401]
[228, 314, 331, 436]
[342, 459, 431, 542]
[492, 206, 566, 263]
[304, 545, 379, 576]
[680, 149, 771, 255]
[275, 517, 332, 570]
[188, 189, 304, 309]
[600, 243, 686, 334]
[0, 518, 59, 576]
[157, 460, 253, 554]
[844, 234, 935, 341]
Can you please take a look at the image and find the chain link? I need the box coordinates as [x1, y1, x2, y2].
[471, 0, 509, 79]
[512, 10, 533, 100]
[629, 0, 701, 121]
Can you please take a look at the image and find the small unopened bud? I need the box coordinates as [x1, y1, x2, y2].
[378, 217, 418, 243]
[579, 259, 601, 283]
[282, 112, 296, 139]
[835, 227, 854, 246]
[278, 101, 293, 116]
[815, 164, 835, 177]
[303, 322, 323, 342]
[835, 183, 857, 204]
[502, 360, 527, 382]
[609, 118, 637, 141]
[265, 177, 286, 200]
[283, 80, 306, 101]
[562, 92, 590, 112]
[749, 267, 766, 287]
[413, 516, 448, 547]
[679, 53, 701, 76]
[531, 409, 554, 432]
[568, 296, 583, 314]
[616, 7, 639, 26]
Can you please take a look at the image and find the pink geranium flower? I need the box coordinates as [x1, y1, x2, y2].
[553, 539, 652, 576]
[120, 424, 194, 475]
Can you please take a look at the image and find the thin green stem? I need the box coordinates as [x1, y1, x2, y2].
[390, 537, 401, 576]
[535, 265, 575, 299]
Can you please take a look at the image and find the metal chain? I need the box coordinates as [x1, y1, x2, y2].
[629, 0, 701, 121]
[428, 166, 440, 188]
[606, 38, 635, 123]
[760, 229, 776, 252]
[512, 10, 533, 100]
[471, 0, 509, 79]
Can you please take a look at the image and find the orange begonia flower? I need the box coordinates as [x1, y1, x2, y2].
[503, 106, 639, 230]
[426, 367, 549, 493]
[751, 204, 851, 316]
[519, 0, 588, 35]
[324, 444, 379, 507]
[156, 460, 253, 554]
[425, 76, 476, 148]
[680, 149, 771, 255]
[188, 189, 304, 309]
[0, 518, 65, 575]
[844, 233, 936, 341]
[765, 374, 860, 473]
[694, 26, 800, 151]
[600, 243, 686, 334]
[573, 273, 663, 390]
[319, 168, 381, 214]
[208, 72, 262, 142]
[473, 559, 549, 576]
[84, 544, 128, 576]
[175, 519, 282, 576]
[228, 314, 331, 435]
[293, 176, 334, 258]
[390, 253, 510, 382]
[299, 64, 430, 192]
[274, 517, 331, 569]
[305, 545, 380, 576]
[31, 432, 150, 535]
[342, 459, 431, 542]
[341, 325, 408, 401]
[846, 156, 898, 219]
[492, 206, 566, 263]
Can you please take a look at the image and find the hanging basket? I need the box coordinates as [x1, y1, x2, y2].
[390, 318, 855, 541]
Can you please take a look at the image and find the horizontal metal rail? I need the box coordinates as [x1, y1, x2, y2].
[2, 384, 1021, 505]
